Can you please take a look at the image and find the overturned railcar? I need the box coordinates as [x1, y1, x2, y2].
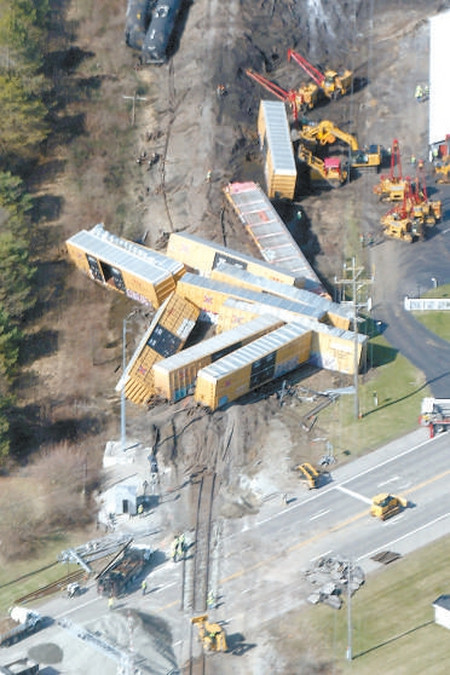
[142, 0, 183, 65]
[125, 0, 152, 50]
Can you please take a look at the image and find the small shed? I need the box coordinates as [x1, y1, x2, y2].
[104, 482, 137, 516]
[432, 595, 450, 629]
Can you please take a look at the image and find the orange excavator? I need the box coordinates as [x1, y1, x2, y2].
[373, 139, 408, 202]
[287, 48, 353, 99]
[245, 68, 319, 120]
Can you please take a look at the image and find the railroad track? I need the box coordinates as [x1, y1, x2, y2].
[182, 469, 217, 675]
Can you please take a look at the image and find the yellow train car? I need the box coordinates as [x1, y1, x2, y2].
[257, 100, 297, 200]
[66, 223, 185, 308]
[166, 231, 304, 287]
[223, 181, 328, 297]
[210, 262, 351, 329]
[194, 322, 312, 410]
[217, 299, 366, 375]
[176, 273, 325, 324]
[309, 325, 367, 375]
[152, 315, 283, 402]
[116, 293, 200, 405]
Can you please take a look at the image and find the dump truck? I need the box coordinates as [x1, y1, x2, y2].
[370, 494, 408, 520]
[296, 462, 321, 489]
[0, 607, 42, 647]
[0, 657, 39, 675]
[419, 397, 450, 437]
[191, 615, 227, 652]
[96, 543, 153, 598]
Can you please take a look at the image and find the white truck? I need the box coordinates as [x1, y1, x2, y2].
[0, 657, 39, 674]
[419, 398, 450, 437]
[0, 607, 41, 648]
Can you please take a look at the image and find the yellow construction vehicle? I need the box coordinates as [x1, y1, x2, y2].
[373, 139, 408, 201]
[288, 49, 353, 99]
[298, 120, 381, 172]
[370, 494, 408, 520]
[296, 462, 321, 489]
[299, 146, 348, 187]
[191, 615, 227, 652]
[380, 210, 419, 243]
[434, 157, 450, 183]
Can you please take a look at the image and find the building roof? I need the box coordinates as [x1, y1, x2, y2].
[67, 223, 184, 284]
[429, 10, 450, 146]
[433, 594, 450, 611]
[260, 100, 297, 175]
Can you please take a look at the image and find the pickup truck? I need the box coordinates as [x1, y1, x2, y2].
[0, 657, 39, 674]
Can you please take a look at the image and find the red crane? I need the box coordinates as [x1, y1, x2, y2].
[287, 48, 325, 88]
[245, 68, 304, 120]
[287, 48, 353, 98]
[388, 139, 403, 182]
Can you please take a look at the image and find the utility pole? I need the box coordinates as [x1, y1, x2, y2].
[122, 91, 148, 126]
[121, 309, 139, 452]
[335, 258, 373, 419]
[346, 559, 353, 661]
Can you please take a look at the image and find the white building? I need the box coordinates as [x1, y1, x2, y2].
[432, 595, 450, 629]
[429, 10, 450, 155]
[103, 482, 138, 516]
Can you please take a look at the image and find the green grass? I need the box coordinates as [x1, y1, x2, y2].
[280, 538, 450, 674]
[412, 283, 450, 342]
[319, 334, 429, 461]
[0, 531, 87, 613]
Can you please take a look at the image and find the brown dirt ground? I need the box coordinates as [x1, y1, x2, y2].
[14, 0, 447, 671]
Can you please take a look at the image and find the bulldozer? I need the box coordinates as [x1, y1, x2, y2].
[288, 49, 353, 99]
[296, 462, 321, 489]
[191, 614, 227, 652]
[299, 146, 348, 188]
[370, 494, 408, 520]
[434, 157, 450, 184]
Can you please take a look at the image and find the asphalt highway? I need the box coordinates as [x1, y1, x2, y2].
[5, 429, 450, 672]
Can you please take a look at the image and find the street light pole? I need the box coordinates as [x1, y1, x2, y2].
[121, 310, 138, 452]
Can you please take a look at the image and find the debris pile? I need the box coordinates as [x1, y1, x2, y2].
[305, 555, 365, 609]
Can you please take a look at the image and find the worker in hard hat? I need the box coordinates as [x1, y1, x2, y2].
[415, 84, 423, 101]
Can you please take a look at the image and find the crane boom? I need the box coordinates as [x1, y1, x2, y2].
[245, 69, 290, 102]
[287, 48, 324, 86]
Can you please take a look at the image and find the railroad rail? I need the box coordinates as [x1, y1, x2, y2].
[14, 570, 86, 605]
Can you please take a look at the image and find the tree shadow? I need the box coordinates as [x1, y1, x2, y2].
[19, 329, 59, 365]
[355, 620, 433, 659]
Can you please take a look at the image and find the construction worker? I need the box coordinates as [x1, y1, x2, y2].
[171, 536, 179, 562]
[415, 84, 423, 101]
[137, 503, 144, 517]
[206, 170, 212, 183]
[108, 596, 114, 611]
[141, 579, 147, 596]
[207, 590, 216, 609]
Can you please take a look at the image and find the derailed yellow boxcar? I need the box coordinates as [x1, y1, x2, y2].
[217, 299, 366, 376]
[152, 314, 283, 402]
[176, 273, 325, 323]
[165, 231, 304, 287]
[116, 293, 200, 405]
[211, 262, 351, 329]
[194, 322, 312, 410]
[66, 223, 185, 308]
[257, 100, 297, 200]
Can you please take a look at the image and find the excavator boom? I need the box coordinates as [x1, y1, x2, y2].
[246, 69, 290, 102]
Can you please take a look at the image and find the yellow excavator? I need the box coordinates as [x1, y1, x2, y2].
[298, 120, 381, 172]
[370, 494, 408, 520]
[191, 615, 228, 652]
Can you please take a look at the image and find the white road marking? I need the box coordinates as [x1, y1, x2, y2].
[310, 549, 332, 562]
[377, 476, 400, 487]
[357, 511, 450, 561]
[309, 509, 331, 521]
[153, 581, 177, 593]
[335, 485, 372, 505]
[253, 436, 432, 528]
[55, 595, 101, 619]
